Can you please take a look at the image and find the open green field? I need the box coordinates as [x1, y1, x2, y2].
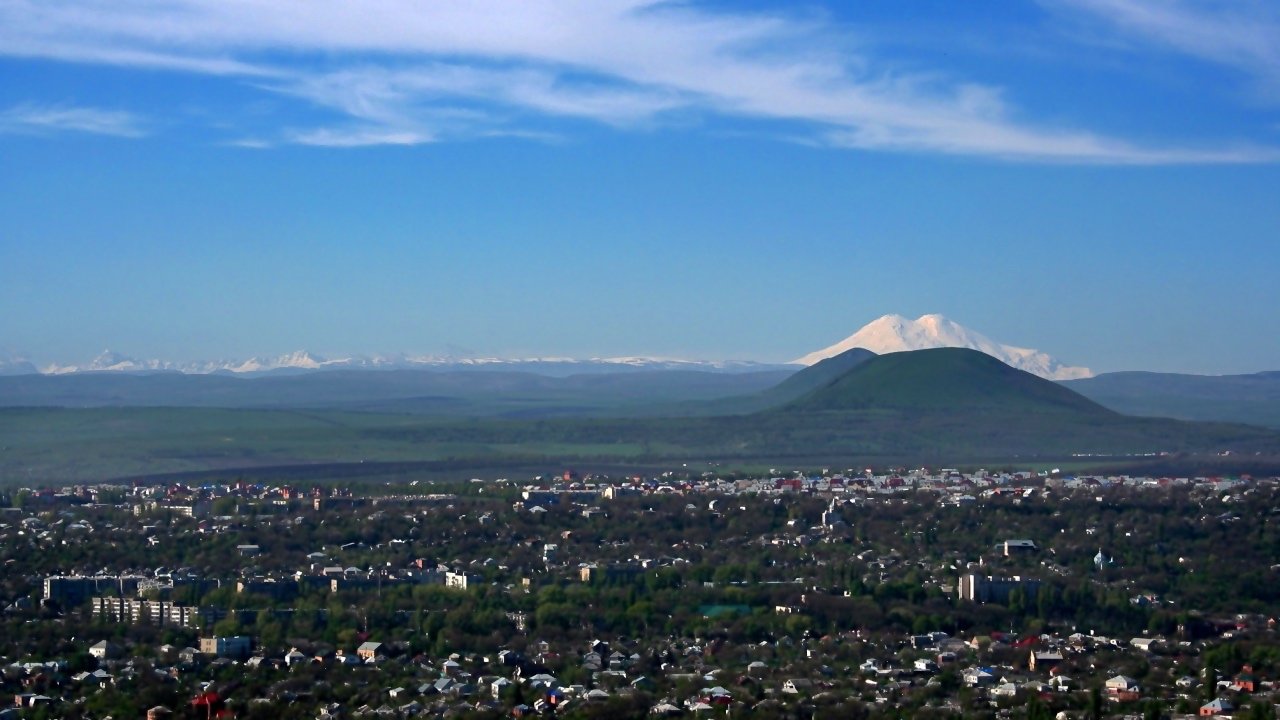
[4, 402, 1279, 485]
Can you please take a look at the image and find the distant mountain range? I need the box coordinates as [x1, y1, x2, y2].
[793, 313, 1093, 380]
[11, 349, 786, 377]
[1065, 371, 1280, 429]
[5, 346, 1278, 484]
[4, 313, 1085, 378]
[5, 314, 1279, 430]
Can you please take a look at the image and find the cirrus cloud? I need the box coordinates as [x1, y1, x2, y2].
[0, 0, 1276, 162]
[0, 102, 147, 137]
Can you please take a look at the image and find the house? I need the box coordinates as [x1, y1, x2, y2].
[781, 679, 813, 694]
[1029, 651, 1063, 672]
[992, 682, 1019, 698]
[88, 640, 120, 659]
[356, 641, 383, 661]
[452, 681, 477, 697]
[199, 636, 251, 659]
[526, 673, 558, 691]
[1130, 637, 1161, 653]
[630, 676, 655, 691]
[963, 668, 996, 687]
[957, 574, 1041, 603]
[73, 670, 111, 686]
[1233, 665, 1258, 693]
[1001, 539, 1038, 555]
[1106, 675, 1139, 693]
[608, 650, 630, 670]
[445, 571, 479, 590]
[1106, 674, 1141, 701]
[1200, 698, 1233, 716]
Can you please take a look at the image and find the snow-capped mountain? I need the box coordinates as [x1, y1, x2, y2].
[28, 350, 783, 376]
[42, 350, 180, 374]
[793, 313, 1093, 380]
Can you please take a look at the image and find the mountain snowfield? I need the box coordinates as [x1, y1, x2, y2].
[793, 314, 1093, 381]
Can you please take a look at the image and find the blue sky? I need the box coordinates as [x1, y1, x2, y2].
[1, 0, 1278, 374]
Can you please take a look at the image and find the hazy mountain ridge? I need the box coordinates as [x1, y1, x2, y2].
[1065, 370, 1280, 429]
[25, 350, 787, 377]
[6, 347, 1279, 484]
[0, 367, 795, 417]
[794, 313, 1093, 381]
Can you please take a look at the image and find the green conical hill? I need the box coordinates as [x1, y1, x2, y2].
[785, 347, 1111, 415]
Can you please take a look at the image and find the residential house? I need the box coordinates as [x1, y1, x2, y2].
[781, 679, 813, 695]
[1106, 674, 1141, 701]
[1029, 651, 1063, 672]
[1130, 637, 1161, 653]
[1200, 698, 1233, 717]
[199, 635, 251, 659]
[88, 640, 120, 659]
[356, 642, 383, 661]
[1233, 665, 1258, 693]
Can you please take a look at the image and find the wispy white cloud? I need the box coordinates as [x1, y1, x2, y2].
[0, 102, 147, 137]
[224, 138, 272, 149]
[285, 126, 433, 148]
[0, 0, 1273, 161]
[1049, 0, 1280, 93]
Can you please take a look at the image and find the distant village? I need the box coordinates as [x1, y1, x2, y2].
[1, 467, 1277, 719]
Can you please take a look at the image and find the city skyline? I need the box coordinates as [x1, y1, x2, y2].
[2, 1, 1278, 374]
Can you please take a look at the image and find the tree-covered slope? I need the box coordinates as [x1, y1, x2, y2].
[785, 347, 1111, 415]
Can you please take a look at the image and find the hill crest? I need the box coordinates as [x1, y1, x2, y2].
[786, 347, 1110, 415]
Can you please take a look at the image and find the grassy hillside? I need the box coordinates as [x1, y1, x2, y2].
[757, 348, 876, 405]
[787, 347, 1110, 414]
[649, 348, 878, 417]
[1064, 370, 1280, 429]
